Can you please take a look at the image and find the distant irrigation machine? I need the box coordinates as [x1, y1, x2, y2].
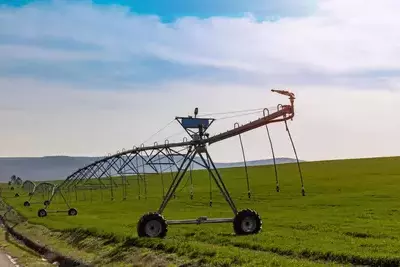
[22, 180, 35, 196]
[23, 182, 55, 207]
[35, 89, 306, 238]
[0, 175, 24, 198]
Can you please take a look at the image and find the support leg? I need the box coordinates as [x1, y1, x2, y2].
[197, 149, 238, 215]
[58, 190, 71, 209]
[158, 148, 196, 214]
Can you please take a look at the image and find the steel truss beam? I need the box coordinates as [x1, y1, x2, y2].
[40, 144, 198, 212]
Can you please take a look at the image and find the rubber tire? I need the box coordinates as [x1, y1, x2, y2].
[38, 209, 47, 217]
[23, 201, 30, 207]
[137, 212, 168, 238]
[44, 200, 50, 206]
[68, 208, 78, 216]
[233, 209, 262, 235]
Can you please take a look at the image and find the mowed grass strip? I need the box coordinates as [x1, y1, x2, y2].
[4, 156, 400, 266]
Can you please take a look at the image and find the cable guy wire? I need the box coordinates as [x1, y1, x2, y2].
[141, 119, 176, 145]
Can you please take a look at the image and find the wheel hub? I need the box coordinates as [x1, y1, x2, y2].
[145, 220, 162, 237]
[241, 216, 256, 233]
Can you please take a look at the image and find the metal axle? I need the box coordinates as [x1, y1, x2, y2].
[47, 210, 69, 213]
[166, 217, 233, 225]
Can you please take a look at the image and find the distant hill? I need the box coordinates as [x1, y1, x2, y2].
[0, 156, 303, 182]
[215, 158, 303, 168]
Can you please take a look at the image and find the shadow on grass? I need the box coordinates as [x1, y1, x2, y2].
[344, 231, 397, 240]
[151, 227, 400, 267]
[60, 229, 201, 267]
[227, 241, 400, 267]
[97, 237, 204, 267]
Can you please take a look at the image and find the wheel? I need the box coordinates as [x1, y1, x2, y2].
[23, 201, 30, 207]
[68, 208, 78, 216]
[44, 200, 50, 206]
[233, 209, 262, 235]
[137, 212, 168, 238]
[38, 209, 47, 217]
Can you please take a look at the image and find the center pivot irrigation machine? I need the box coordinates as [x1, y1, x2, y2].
[35, 89, 306, 238]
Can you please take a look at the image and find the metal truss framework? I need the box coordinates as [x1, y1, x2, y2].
[23, 182, 55, 207]
[38, 144, 209, 215]
[22, 180, 36, 195]
[35, 89, 306, 238]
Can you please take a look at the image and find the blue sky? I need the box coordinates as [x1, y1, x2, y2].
[0, 0, 399, 160]
[0, 0, 319, 89]
[1, 0, 316, 22]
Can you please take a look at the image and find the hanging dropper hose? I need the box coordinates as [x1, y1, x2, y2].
[234, 122, 251, 199]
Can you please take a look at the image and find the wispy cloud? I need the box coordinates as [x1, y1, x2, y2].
[1, 0, 400, 88]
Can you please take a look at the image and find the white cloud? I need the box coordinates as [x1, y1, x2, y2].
[1, 0, 400, 75]
[0, 78, 398, 161]
[0, 0, 399, 161]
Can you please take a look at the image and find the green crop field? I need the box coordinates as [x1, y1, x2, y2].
[2, 156, 400, 266]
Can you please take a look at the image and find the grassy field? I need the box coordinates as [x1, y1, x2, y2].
[2, 156, 400, 266]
